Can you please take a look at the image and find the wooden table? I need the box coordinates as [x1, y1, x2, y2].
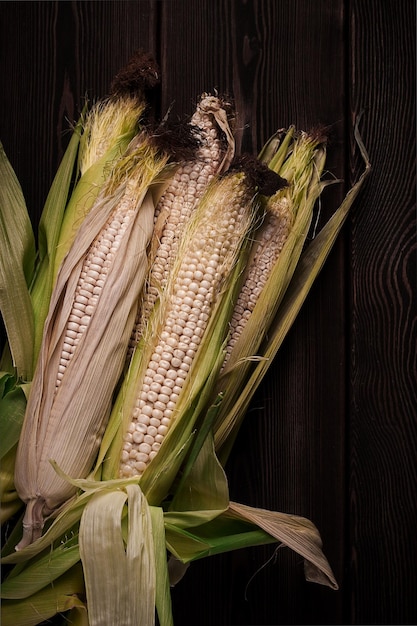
[1, 2, 415, 624]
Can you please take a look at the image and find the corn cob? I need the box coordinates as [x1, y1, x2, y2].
[14, 136, 170, 550]
[223, 195, 293, 365]
[219, 130, 327, 373]
[116, 161, 282, 480]
[127, 94, 235, 355]
[55, 187, 138, 390]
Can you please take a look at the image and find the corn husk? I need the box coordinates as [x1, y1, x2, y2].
[79, 484, 157, 626]
[0, 142, 36, 380]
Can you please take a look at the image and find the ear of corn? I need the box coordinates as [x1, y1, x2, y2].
[29, 50, 160, 372]
[222, 193, 293, 367]
[1, 61, 370, 625]
[127, 93, 235, 357]
[214, 125, 370, 462]
[223, 130, 326, 373]
[213, 130, 329, 451]
[53, 48, 161, 284]
[14, 138, 170, 550]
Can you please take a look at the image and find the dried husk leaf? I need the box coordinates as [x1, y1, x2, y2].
[226, 501, 338, 589]
[79, 484, 156, 626]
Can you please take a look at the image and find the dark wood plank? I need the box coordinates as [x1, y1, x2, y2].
[1, 2, 63, 229]
[348, 1, 417, 624]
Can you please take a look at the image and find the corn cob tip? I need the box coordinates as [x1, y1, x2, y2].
[230, 154, 287, 196]
[110, 49, 160, 97]
[149, 117, 201, 162]
[304, 125, 328, 145]
[196, 91, 235, 121]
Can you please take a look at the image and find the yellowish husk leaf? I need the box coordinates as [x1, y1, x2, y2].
[79, 484, 156, 626]
[227, 501, 338, 589]
[0, 563, 85, 626]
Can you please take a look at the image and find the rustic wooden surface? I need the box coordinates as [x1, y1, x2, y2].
[1, 1, 415, 624]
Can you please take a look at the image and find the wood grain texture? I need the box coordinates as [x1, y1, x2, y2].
[1, 1, 415, 625]
[348, 1, 417, 624]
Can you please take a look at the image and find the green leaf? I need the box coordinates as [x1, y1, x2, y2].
[1, 539, 80, 599]
[79, 484, 156, 626]
[30, 115, 83, 367]
[0, 563, 85, 626]
[172, 394, 224, 501]
[150, 506, 174, 626]
[0, 380, 29, 459]
[170, 429, 229, 518]
[0, 371, 13, 397]
[0, 442, 22, 525]
[164, 515, 275, 563]
[258, 125, 295, 170]
[0, 142, 36, 380]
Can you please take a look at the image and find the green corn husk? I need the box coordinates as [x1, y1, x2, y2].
[79, 484, 157, 626]
[0, 142, 36, 380]
[1, 563, 86, 626]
